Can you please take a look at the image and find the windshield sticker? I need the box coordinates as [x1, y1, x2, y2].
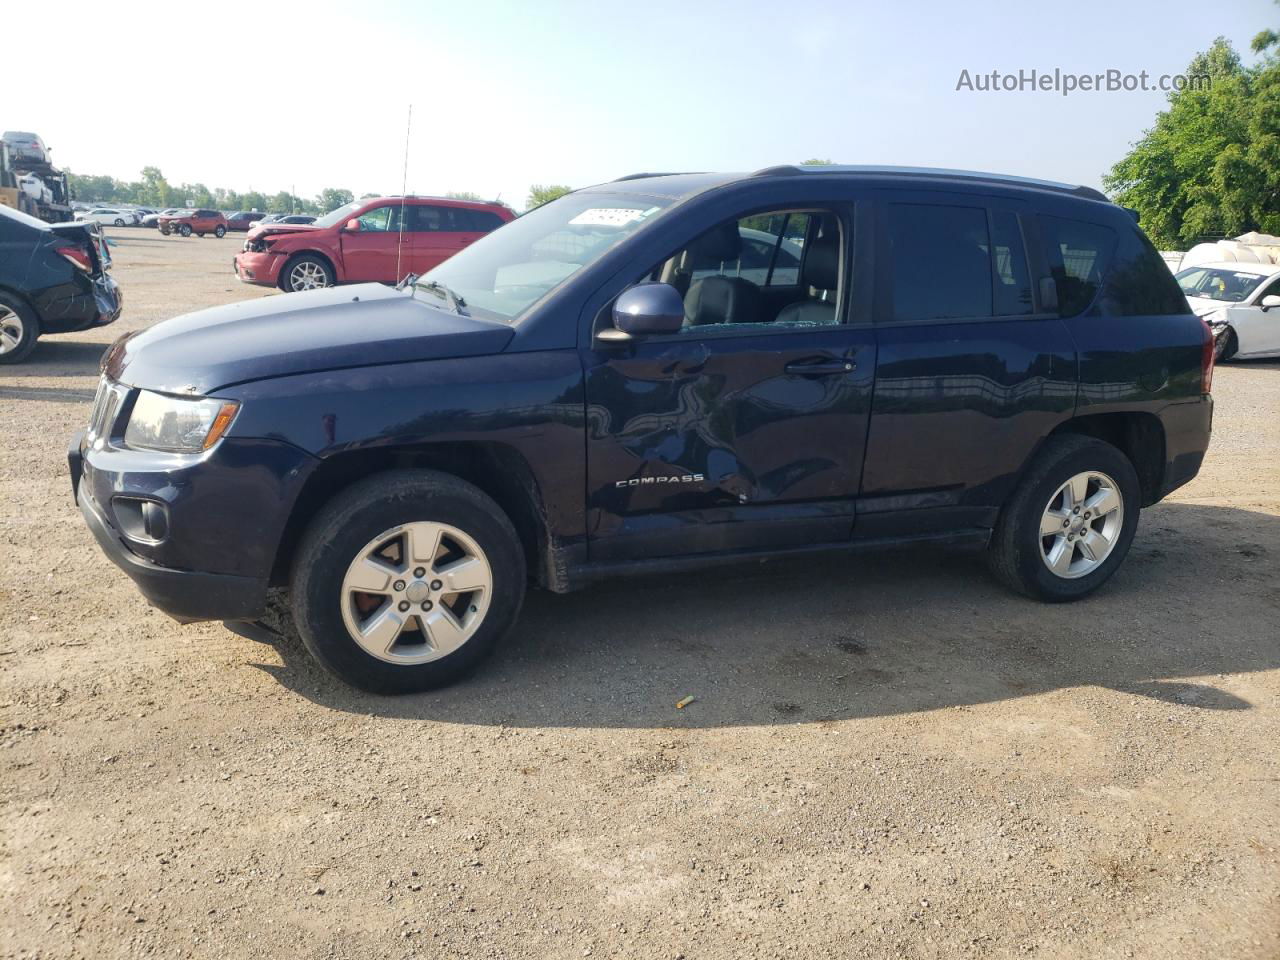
[569, 207, 656, 227]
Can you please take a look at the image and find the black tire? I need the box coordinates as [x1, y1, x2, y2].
[113, 218, 125, 226]
[987, 435, 1141, 602]
[1214, 327, 1238, 362]
[160, 226, 170, 235]
[0, 292, 41, 364]
[179, 224, 192, 237]
[279, 253, 336, 292]
[214, 225, 226, 238]
[290, 469, 525, 694]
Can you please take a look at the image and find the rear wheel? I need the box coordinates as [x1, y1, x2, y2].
[1214, 327, 1238, 361]
[179, 224, 192, 237]
[281, 254, 335, 292]
[0, 293, 40, 364]
[290, 470, 525, 693]
[214, 225, 226, 238]
[113, 218, 125, 226]
[988, 435, 1140, 602]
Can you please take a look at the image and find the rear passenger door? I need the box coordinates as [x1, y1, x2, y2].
[408, 205, 468, 274]
[856, 190, 1077, 537]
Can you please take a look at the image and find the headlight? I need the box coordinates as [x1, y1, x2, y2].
[124, 390, 239, 453]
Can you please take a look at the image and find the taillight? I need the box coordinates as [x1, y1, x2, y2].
[1199, 317, 1215, 395]
[56, 245, 94, 272]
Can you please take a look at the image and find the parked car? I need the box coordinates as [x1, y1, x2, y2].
[159, 209, 227, 238]
[70, 166, 1212, 694]
[143, 208, 181, 228]
[2, 131, 49, 165]
[1176, 261, 1280, 360]
[78, 208, 139, 227]
[234, 196, 514, 292]
[1, 205, 121, 363]
[226, 211, 267, 232]
[259, 213, 317, 225]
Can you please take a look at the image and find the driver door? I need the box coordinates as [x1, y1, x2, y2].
[341, 204, 410, 283]
[1225, 274, 1280, 357]
[582, 201, 877, 563]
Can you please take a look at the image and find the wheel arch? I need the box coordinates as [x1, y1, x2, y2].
[1044, 412, 1166, 506]
[271, 441, 552, 589]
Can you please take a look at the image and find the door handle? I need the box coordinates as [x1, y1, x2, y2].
[785, 357, 855, 376]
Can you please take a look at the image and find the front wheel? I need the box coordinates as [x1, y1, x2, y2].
[290, 470, 525, 693]
[987, 435, 1140, 602]
[214, 225, 226, 238]
[179, 224, 192, 237]
[281, 254, 335, 292]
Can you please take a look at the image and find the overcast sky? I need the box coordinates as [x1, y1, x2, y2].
[11, 0, 1276, 207]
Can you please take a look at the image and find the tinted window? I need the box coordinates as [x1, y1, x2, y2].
[469, 210, 506, 232]
[1040, 216, 1115, 316]
[990, 211, 1033, 315]
[411, 205, 456, 232]
[889, 203, 991, 321]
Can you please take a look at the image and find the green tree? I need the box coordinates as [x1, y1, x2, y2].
[446, 190, 483, 201]
[317, 188, 354, 213]
[800, 158, 834, 165]
[1103, 34, 1280, 247]
[525, 184, 572, 210]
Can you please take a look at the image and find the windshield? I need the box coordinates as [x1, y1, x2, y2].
[419, 192, 673, 321]
[1175, 267, 1269, 303]
[313, 200, 364, 229]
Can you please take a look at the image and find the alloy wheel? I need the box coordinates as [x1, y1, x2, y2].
[0, 306, 23, 355]
[1039, 471, 1124, 579]
[340, 521, 493, 665]
[289, 261, 330, 291]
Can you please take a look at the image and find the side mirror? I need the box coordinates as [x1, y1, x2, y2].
[599, 282, 684, 343]
[343, 218, 362, 233]
[1261, 294, 1280, 311]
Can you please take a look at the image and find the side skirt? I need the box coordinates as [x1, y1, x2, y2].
[557, 528, 992, 592]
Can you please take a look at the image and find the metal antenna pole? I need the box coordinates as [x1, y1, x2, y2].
[396, 105, 412, 284]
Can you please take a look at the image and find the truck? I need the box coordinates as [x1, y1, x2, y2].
[0, 131, 73, 223]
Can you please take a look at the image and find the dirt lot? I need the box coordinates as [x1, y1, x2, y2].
[2, 230, 1278, 959]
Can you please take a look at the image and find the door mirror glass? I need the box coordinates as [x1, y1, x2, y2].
[344, 218, 362, 233]
[1261, 294, 1280, 310]
[611, 282, 684, 337]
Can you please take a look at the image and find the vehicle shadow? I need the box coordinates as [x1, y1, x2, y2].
[0, 340, 108, 378]
[252, 501, 1278, 727]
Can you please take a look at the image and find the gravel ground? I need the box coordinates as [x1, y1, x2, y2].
[2, 231, 1278, 959]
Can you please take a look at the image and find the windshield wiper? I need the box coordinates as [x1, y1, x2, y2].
[415, 279, 467, 315]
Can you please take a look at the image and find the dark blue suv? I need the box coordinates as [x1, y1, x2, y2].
[69, 166, 1214, 693]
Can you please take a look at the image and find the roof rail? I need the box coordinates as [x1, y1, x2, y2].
[750, 164, 1108, 202]
[612, 172, 703, 182]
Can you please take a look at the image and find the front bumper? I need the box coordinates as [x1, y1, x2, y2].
[70, 434, 268, 623]
[233, 250, 282, 286]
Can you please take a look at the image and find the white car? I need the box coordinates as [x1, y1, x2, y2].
[1176, 261, 1280, 360]
[78, 208, 139, 227]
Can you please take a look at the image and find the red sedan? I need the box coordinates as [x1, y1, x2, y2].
[233, 196, 514, 292]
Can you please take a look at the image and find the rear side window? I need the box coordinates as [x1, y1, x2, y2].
[454, 209, 505, 232]
[1099, 223, 1190, 316]
[1040, 216, 1115, 316]
[889, 203, 992, 320]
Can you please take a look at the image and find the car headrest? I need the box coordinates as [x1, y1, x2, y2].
[684, 222, 742, 269]
[684, 276, 763, 326]
[803, 226, 839, 291]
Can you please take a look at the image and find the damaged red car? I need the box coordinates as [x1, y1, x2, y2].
[233, 196, 514, 292]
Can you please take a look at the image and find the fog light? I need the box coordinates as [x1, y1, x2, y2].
[112, 497, 170, 543]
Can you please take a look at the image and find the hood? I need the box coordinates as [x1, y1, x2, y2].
[104, 283, 515, 395]
[247, 222, 321, 240]
[1185, 295, 1227, 318]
